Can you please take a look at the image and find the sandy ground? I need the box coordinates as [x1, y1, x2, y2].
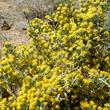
[0, 0, 29, 46]
[0, 0, 58, 49]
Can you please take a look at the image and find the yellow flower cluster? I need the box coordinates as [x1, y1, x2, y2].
[0, 0, 110, 109]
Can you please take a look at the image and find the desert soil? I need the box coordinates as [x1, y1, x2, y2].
[0, 0, 59, 50]
[0, 0, 29, 47]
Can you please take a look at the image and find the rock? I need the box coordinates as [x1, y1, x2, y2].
[1, 20, 12, 31]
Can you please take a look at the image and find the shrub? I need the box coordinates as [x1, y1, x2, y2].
[0, 0, 110, 110]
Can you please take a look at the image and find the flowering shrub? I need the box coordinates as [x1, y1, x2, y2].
[0, 0, 110, 109]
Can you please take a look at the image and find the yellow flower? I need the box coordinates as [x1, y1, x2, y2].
[43, 101, 48, 106]
[83, 79, 92, 85]
[29, 101, 36, 110]
[98, 106, 103, 110]
[55, 105, 60, 109]
[90, 101, 95, 106]
[80, 101, 90, 109]
[58, 87, 63, 93]
[103, 108, 109, 110]
[8, 54, 15, 62]
[45, 15, 50, 19]
[0, 59, 7, 65]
